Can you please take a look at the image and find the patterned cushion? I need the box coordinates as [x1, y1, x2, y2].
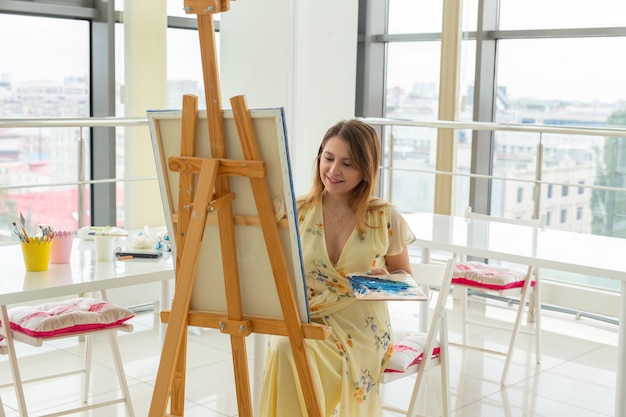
[384, 331, 440, 373]
[452, 261, 532, 290]
[5, 298, 134, 338]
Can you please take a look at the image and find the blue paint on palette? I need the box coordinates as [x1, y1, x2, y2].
[349, 275, 411, 295]
[347, 271, 426, 300]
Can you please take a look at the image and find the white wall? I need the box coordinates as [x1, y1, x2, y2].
[220, 0, 359, 195]
[123, 0, 167, 229]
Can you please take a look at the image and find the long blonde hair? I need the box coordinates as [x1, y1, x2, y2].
[298, 119, 389, 236]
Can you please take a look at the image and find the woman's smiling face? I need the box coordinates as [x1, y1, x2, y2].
[319, 135, 364, 197]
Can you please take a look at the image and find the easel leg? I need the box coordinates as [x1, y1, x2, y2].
[176, 93, 199, 270]
[170, 330, 188, 415]
[231, 96, 324, 417]
[168, 93, 198, 415]
[148, 160, 220, 417]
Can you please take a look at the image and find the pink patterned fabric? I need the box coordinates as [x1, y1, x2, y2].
[452, 261, 533, 290]
[384, 331, 440, 373]
[5, 298, 134, 338]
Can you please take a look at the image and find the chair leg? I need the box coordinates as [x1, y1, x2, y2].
[501, 266, 534, 386]
[108, 331, 136, 417]
[525, 269, 542, 365]
[460, 288, 469, 345]
[406, 363, 428, 417]
[405, 299, 451, 417]
[0, 305, 29, 417]
[453, 253, 471, 346]
[534, 269, 542, 365]
[83, 334, 93, 403]
[98, 288, 135, 416]
[439, 315, 451, 417]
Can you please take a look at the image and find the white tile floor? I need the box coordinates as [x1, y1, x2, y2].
[0, 292, 618, 417]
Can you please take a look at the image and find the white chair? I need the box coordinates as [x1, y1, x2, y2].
[381, 258, 456, 417]
[0, 290, 136, 417]
[452, 206, 544, 386]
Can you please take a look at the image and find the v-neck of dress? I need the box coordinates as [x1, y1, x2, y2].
[323, 211, 356, 267]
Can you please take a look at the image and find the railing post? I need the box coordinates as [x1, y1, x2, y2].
[533, 135, 544, 220]
[77, 127, 86, 229]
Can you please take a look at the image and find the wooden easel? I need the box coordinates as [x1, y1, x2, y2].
[148, 2, 329, 416]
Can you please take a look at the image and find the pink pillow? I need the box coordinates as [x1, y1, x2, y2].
[6, 298, 134, 338]
[452, 261, 532, 290]
[385, 331, 440, 373]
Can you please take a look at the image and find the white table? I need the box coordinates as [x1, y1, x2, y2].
[0, 237, 174, 416]
[0, 238, 174, 306]
[404, 212, 626, 417]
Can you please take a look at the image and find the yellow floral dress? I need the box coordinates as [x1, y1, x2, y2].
[258, 202, 415, 417]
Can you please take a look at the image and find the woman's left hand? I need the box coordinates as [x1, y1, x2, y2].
[367, 268, 389, 275]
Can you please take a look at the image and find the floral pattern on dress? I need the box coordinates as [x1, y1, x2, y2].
[303, 221, 324, 238]
[307, 260, 350, 294]
[306, 258, 353, 313]
[353, 369, 376, 403]
[364, 315, 392, 355]
[382, 341, 394, 368]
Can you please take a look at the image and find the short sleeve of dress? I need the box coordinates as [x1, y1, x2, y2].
[386, 206, 416, 256]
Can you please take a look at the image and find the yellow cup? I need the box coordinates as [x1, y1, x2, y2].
[21, 239, 52, 272]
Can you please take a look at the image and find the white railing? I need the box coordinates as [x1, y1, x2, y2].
[0, 117, 150, 230]
[4, 115, 626, 230]
[361, 116, 626, 222]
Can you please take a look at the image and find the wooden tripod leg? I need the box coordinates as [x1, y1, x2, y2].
[149, 159, 220, 417]
[197, 14, 229, 196]
[231, 95, 324, 417]
[176, 94, 199, 270]
[216, 198, 254, 417]
[197, 12, 254, 415]
[169, 93, 199, 416]
[196, 10, 255, 416]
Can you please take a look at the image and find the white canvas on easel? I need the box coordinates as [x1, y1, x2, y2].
[148, 107, 310, 321]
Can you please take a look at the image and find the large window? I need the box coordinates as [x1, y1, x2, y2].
[0, 2, 204, 242]
[0, 14, 90, 239]
[358, 0, 626, 297]
[494, 36, 626, 242]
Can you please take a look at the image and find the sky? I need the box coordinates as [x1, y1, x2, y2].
[386, 0, 626, 104]
[0, 16, 89, 83]
[1, 4, 626, 104]
[0, 13, 205, 86]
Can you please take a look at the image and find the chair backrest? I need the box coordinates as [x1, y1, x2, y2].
[412, 258, 455, 340]
[411, 261, 454, 289]
[464, 206, 546, 230]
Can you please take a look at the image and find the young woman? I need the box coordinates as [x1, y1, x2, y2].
[259, 119, 415, 416]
